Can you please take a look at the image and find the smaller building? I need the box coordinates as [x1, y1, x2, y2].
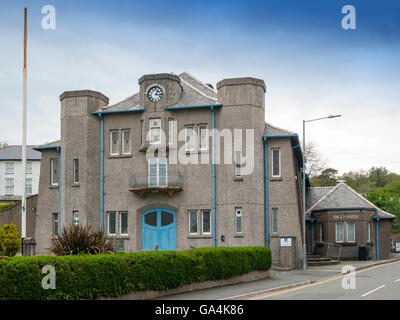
[0, 146, 41, 202]
[306, 181, 395, 260]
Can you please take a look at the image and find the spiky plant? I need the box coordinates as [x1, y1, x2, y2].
[49, 224, 116, 255]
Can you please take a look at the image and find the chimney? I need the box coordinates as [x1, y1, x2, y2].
[336, 179, 346, 184]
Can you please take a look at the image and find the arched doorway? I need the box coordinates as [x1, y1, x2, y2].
[142, 208, 176, 251]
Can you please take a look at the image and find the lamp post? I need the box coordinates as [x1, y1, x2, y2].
[302, 114, 341, 271]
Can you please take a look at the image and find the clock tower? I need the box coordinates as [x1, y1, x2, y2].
[139, 73, 182, 111]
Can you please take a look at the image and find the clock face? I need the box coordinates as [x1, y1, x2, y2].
[147, 86, 163, 102]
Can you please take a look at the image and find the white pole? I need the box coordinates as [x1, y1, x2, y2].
[21, 7, 27, 242]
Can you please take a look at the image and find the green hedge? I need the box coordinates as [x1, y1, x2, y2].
[0, 246, 271, 300]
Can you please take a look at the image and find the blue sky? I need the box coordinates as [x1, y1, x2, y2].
[1, 0, 399, 174]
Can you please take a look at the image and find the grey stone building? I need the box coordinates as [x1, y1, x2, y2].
[34, 72, 305, 267]
[306, 181, 395, 260]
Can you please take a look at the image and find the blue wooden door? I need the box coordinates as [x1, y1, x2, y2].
[142, 209, 176, 251]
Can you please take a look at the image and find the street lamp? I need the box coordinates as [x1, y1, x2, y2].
[302, 114, 342, 271]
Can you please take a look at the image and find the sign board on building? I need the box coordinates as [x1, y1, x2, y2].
[396, 243, 400, 253]
[280, 238, 292, 247]
[333, 214, 360, 220]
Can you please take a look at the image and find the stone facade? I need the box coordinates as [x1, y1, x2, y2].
[34, 72, 305, 267]
[306, 182, 395, 260]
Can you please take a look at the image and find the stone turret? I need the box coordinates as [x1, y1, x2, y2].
[60, 90, 109, 229]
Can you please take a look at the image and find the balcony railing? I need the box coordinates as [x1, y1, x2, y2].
[128, 172, 183, 198]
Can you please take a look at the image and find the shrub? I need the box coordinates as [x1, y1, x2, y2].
[0, 223, 21, 257]
[0, 246, 271, 300]
[0, 202, 14, 211]
[49, 224, 116, 255]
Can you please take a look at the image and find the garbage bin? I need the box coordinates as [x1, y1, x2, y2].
[359, 245, 368, 261]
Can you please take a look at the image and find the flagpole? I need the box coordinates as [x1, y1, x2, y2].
[21, 7, 27, 251]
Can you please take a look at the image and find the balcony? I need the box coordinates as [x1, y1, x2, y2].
[129, 172, 183, 198]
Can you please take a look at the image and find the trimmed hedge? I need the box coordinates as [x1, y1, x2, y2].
[0, 246, 271, 300]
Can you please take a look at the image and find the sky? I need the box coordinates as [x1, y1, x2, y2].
[0, 0, 399, 175]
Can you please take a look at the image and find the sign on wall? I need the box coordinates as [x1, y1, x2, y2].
[280, 238, 292, 247]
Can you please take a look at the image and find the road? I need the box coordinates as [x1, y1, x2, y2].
[254, 260, 400, 300]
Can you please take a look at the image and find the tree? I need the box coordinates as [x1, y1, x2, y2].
[341, 169, 372, 193]
[304, 141, 327, 177]
[0, 223, 21, 257]
[369, 166, 390, 189]
[365, 189, 400, 233]
[310, 168, 338, 186]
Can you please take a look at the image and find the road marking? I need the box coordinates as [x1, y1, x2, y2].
[361, 285, 386, 297]
[219, 281, 313, 300]
[251, 260, 400, 300]
[395, 279, 400, 282]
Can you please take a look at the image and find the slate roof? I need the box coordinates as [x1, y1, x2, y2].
[0, 145, 41, 160]
[306, 187, 334, 211]
[33, 140, 60, 151]
[96, 72, 218, 113]
[307, 182, 395, 220]
[264, 122, 297, 137]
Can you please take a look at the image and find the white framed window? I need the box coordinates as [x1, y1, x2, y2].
[367, 221, 371, 242]
[110, 130, 119, 155]
[5, 162, 14, 174]
[73, 159, 79, 184]
[149, 118, 161, 145]
[119, 211, 128, 235]
[73, 211, 79, 226]
[272, 208, 278, 233]
[168, 119, 175, 146]
[189, 210, 198, 235]
[26, 161, 32, 174]
[198, 124, 208, 151]
[319, 223, 324, 241]
[122, 129, 131, 155]
[50, 158, 59, 186]
[107, 212, 116, 235]
[25, 179, 32, 196]
[235, 151, 241, 177]
[235, 207, 242, 234]
[148, 158, 167, 187]
[346, 222, 355, 242]
[271, 149, 281, 177]
[5, 178, 14, 195]
[335, 222, 344, 243]
[52, 212, 59, 236]
[202, 210, 211, 235]
[184, 125, 195, 152]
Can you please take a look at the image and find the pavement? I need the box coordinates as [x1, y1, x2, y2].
[160, 253, 400, 300]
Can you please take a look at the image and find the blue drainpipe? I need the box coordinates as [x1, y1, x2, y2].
[263, 137, 269, 248]
[57, 146, 61, 235]
[376, 218, 380, 260]
[99, 114, 104, 232]
[211, 107, 216, 247]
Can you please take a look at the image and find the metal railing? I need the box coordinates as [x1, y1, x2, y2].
[315, 240, 342, 261]
[129, 171, 183, 189]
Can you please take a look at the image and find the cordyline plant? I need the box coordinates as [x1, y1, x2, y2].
[49, 224, 116, 255]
